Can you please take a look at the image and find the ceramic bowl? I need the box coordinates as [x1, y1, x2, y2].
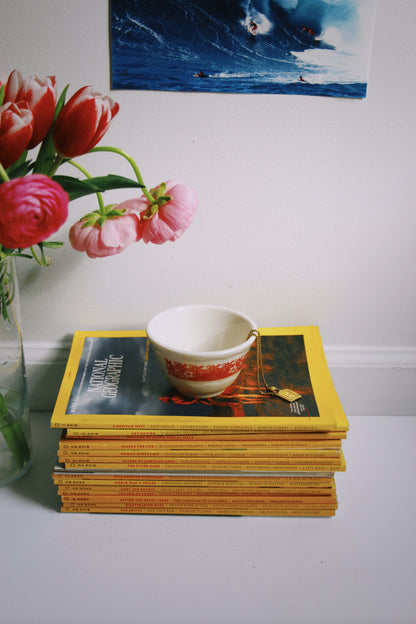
[146, 305, 257, 398]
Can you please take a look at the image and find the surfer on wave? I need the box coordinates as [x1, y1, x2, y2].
[302, 26, 315, 38]
[248, 21, 258, 36]
[193, 71, 208, 78]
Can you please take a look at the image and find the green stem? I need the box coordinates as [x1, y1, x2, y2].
[0, 162, 10, 183]
[46, 155, 65, 178]
[29, 246, 47, 267]
[67, 159, 105, 211]
[0, 264, 30, 469]
[0, 389, 30, 469]
[90, 146, 156, 205]
[0, 259, 13, 322]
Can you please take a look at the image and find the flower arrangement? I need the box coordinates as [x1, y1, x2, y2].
[0, 69, 197, 480]
[0, 69, 197, 270]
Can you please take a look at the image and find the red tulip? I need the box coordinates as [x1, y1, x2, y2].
[53, 86, 119, 158]
[0, 174, 68, 248]
[0, 101, 34, 169]
[4, 70, 57, 149]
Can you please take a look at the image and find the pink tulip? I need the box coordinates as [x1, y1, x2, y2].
[135, 180, 197, 244]
[0, 101, 34, 169]
[0, 174, 68, 248]
[69, 201, 141, 258]
[53, 86, 119, 158]
[4, 70, 57, 148]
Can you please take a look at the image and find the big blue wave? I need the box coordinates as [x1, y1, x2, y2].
[111, 0, 368, 98]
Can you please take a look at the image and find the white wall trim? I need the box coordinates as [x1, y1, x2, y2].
[24, 341, 72, 365]
[324, 345, 416, 369]
[24, 340, 416, 369]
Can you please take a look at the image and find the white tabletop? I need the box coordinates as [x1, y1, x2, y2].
[1, 414, 415, 624]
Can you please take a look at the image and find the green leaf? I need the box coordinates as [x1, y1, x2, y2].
[53, 174, 144, 201]
[33, 133, 58, 175]
[0, 248, 33, 261]
[0, 392, 30, 467]
[53, 84, 70, 121]
[53, 176, 100, 197]
[6, 156, 33, 179]
[39, 241, 64, 249]
[33, 132, 57, 174]
[0, 83, 5, 107]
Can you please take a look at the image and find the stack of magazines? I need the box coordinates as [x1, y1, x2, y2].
[51, 326, 348, 517]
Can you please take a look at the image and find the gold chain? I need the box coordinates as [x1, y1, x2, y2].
[247, 329, 302, 403]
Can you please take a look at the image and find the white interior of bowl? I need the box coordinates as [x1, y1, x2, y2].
[146, 305, 257, 357]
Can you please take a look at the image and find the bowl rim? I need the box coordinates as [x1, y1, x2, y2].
[145, 304, 258, 360]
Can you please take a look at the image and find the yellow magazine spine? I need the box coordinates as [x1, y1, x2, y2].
[60, 451, 345, 468]
[59, 493, 337, 505]
[59, 438, 342, 450]
[61, 505, 336, 516]
[61, 459, 345, 472]
[52, 418, 347, 432]
[58, 448, 341, 459]
[53, 473, 335, 487]
[57, 485, 336, 496]
[61, 499, 337, 509]
[65, 429, 347, 440]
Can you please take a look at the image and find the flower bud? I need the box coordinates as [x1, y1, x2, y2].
[4, 70, 57, 148]
[136, 180, 198, 245]
[53, 86, 119, 158]
[0, 101, 34, 169]
[69, 200, 141, 258]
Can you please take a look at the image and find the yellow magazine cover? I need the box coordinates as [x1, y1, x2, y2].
[51, 327, 349, 433]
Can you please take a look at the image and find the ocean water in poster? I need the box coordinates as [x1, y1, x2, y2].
[111, 0, 377, 98]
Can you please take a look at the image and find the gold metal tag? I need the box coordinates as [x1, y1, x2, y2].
[276, 388, 302, 402]
[248, 331, 303, 403]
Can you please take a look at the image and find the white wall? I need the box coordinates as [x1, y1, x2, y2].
[1, 0, 415, 413]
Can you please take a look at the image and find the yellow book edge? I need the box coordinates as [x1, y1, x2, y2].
[60, 506, 337, 517]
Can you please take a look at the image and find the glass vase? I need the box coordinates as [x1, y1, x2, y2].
[0, 257, 32, 486]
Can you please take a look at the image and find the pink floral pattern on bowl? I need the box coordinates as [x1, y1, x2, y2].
[164, 354, 247, 381]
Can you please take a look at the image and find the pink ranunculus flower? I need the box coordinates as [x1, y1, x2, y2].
[69, 201, 141, 258]
[136, 180, 198, 245]
[4, 70, 57, 149]
[0, 174, 69, 249]
[52, 86, 119, 158]
[0, 101, 34, 169]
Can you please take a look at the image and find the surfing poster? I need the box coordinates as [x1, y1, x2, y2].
[111, 0, 377, 98]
